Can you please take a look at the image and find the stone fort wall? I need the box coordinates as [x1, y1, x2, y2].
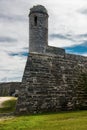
[15, 51, 87, 114]
[0, 82, 21, 97]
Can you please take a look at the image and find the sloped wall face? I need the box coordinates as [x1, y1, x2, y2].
[15, 53, 87, 114]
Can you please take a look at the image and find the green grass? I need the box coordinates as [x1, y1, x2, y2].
[0, 97, 17, 113]
[0, 110, 87, 130]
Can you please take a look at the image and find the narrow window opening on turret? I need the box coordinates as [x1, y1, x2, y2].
[34, 16, 37, 26]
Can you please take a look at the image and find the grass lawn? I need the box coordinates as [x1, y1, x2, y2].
[0, 97, 17, 113]
[0, 110, 87, 130]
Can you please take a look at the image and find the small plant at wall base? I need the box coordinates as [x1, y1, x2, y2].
[76, 73, 87, 110]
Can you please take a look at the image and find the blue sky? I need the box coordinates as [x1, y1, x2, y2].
[0, 0, 87, 82]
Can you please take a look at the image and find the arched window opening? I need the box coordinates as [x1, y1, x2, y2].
[34, 16, 37, 26]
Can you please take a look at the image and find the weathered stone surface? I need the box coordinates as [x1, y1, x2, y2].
[29, 5, 48, 54]
[46, 46, 65, 56]
[0, 82, 21, 97]
[15, 53, 87, 114]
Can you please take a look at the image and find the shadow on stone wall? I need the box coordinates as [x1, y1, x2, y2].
[0, 82, 21, 97]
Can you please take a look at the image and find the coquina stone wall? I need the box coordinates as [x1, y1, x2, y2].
[15, 52, 87, 114]
[0, 82, 21, 97]
[29, 5, 48, 54]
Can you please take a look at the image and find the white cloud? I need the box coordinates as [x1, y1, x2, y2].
[0, 50, 27, 82]
[82, 53, 87, 57]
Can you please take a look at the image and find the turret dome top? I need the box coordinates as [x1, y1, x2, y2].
[29, 5, 48, 15]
